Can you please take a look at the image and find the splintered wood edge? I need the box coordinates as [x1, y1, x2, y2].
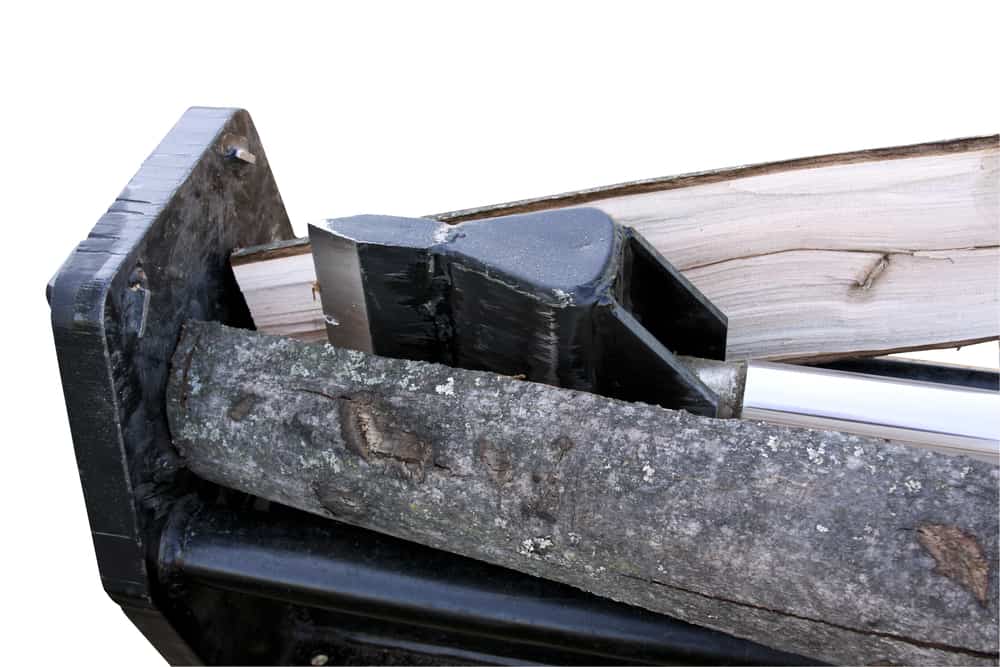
[749, 336, 1000, 365]
[230, 135, 999, 262]
[231, 236, 312, 266]
[432, 134, 1000, 221]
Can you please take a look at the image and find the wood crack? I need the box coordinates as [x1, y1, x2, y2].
[432, 136, 998, 222]
[680, 244, 999, 273]
[178, 331, 203, 409]
[857, 254, 890, 291]
[614, 571, 998, 659]
[293, 386, 351, 402]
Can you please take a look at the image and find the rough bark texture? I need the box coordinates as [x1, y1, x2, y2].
[167, 322, 999, 666]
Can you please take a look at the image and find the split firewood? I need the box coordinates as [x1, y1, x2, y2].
[231, 135, 999, 362]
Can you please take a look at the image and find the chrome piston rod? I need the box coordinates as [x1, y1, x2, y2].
[681, 358, 1000, 462]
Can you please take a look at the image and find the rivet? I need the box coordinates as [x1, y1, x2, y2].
[220, 133, 257, 164]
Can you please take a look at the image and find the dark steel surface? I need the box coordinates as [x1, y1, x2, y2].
[48, 107, 294, 663]
[159, 500, 817, 666]
[310, 212, 727, 416]
[814, 356, 999, 391]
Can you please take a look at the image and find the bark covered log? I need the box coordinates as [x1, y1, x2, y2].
[167, 322, 999, 665]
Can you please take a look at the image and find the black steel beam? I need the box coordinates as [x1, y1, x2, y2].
[159, 501, 816, 666]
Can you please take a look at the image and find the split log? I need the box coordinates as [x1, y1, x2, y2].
[231, 135, 999, 362]
[167, 322, 999, 666]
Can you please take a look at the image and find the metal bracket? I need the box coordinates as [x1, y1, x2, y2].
[310, 210, 728, 415]
[49, 107, 293, 662]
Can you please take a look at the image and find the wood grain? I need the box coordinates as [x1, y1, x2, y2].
[233, 136, 999, 361]
[232, 242, 327, 343]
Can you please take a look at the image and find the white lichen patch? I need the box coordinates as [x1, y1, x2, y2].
[642, 463, 656, 483]
[853, 447, 864, 457]
[853, 523, 879, 544]
[290, 362, 311, 377]
[903, 478, 922, 493]
[766, 436, 779, 452]
[434, 376, 455, 396]
[517, 536, 554, 557]
[624, 427, 646, 443]
[816, 524, 829, 533]
[318, 450, 342, 473]
[680, 520, 702, 537]
[806, 443, 826, 465]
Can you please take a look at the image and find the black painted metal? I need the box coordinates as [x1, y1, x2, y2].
[159, 500, 816, 666]
[815, 356, 999, 391]
[310, 212, 727, 416]
[48, 107, 294, 663]
[49, 107, 812, 665]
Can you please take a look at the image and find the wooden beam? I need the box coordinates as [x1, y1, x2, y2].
[231, 136, 999, 362]
[168, 322, 999, 666]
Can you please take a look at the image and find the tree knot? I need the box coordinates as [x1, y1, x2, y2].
[917, 523, 990, 607]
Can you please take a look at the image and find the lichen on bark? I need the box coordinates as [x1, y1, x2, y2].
[167, 322, 1000, 666]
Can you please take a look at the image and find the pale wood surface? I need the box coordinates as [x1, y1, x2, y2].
[232, 136, 999, 361]
[232, 241, 327, 344]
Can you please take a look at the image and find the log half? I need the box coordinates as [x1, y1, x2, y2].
[167, 322, 999, 665]
[231, 135, 1000, 362]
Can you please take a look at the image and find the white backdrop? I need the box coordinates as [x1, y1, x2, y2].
[2, 2, 997, 664]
